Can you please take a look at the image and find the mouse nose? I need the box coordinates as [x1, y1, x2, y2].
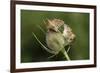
[68, 33, 76, 42]
[71, 34, 76, 42]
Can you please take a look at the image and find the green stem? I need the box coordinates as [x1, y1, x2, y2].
[61, 48, 71, 61]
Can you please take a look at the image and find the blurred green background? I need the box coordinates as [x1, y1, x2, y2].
[21, 10, 89, 63]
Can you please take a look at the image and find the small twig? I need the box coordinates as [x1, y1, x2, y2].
[61, 48, 71, 61]
[48, 54, 57, 59]
[37, 25, 46, 34]
[67, 45, 71, 53]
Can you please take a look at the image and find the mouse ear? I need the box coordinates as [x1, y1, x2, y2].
[64, 24, 72, 32]
[46, 19, 55, 29]
[47, 19, 54, 26]
[43, 18, 50, 29]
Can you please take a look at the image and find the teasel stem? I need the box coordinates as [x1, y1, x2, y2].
[61, 48, 71, 61]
